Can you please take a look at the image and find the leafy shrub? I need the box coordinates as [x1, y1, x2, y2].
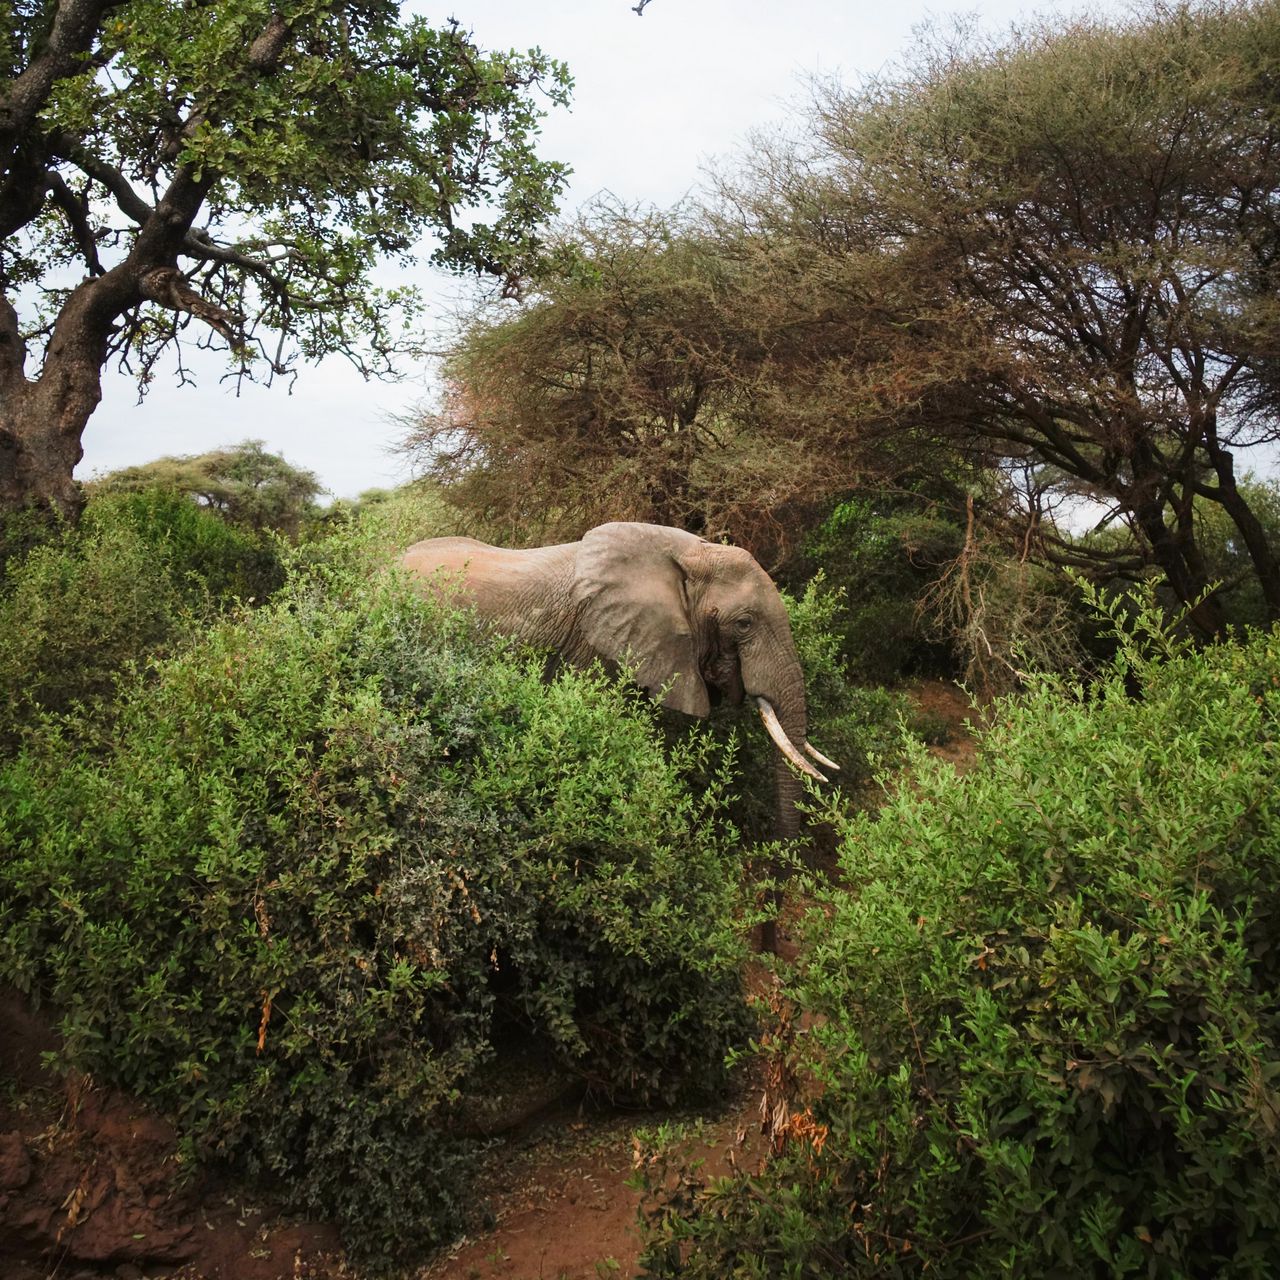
[314, 481, 458, 544]
[0, 554, 749, 1272]
[0, 508, 185, 743]
[639, 599, 1280, 1277]
[81, 486, 286, 602]
[0, 504, 63, 581]
[787, 575, 913, 785]
[805, 496, 962, 684]
[0, 488, 282, 747]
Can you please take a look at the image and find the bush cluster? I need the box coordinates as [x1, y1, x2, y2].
[0, 489, 282, 746]
[804, 496, 962, 684]
[639, 603, 1280, 1277]
[0, 553, 749, 1272]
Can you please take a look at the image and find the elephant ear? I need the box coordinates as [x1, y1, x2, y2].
[572, 522, 711, 718]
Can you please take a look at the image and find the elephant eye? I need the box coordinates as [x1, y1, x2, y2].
[733, 613, 754, 634]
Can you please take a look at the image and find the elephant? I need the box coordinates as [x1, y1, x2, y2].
[400, 521, 837, 951]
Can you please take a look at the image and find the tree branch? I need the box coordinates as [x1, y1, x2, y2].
[127, 164, 215, 267]
[47, 172, 104, 276]
[0, 0, 125, 156]
[181, 229, 291, 296]
[53, 132, 155, 225]
[0, 149, 50, 241]
[246, 14, 292, 72]
[137, 267, 238, 343]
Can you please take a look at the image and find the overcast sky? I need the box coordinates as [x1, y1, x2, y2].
[76, 0, 1134, 499]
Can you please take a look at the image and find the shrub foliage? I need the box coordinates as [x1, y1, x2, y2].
[804, 496, 962, 685]
[0, 558, 749, 1271]
[639, 602, 1280, 1277]
[0, 489, 282, 746]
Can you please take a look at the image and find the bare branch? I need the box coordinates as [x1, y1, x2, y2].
[180, 230, 292, 297]
[47, 172, 104, 276]
[137, 266, 239, 343]
[53, 133, 155, 226]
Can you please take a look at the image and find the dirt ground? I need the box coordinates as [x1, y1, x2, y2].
[422, 1093, 765, 1280]
[0, 987, 763, 1280]
[0, 986, 344, 1280]
[0, 682, 976, 1280]
[908, 676, 982, 774]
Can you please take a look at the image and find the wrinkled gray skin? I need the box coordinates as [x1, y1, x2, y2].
[402, 521, 826, 952]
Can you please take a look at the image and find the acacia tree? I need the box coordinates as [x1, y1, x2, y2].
[730, 0, 1280, 632]
[91, 438, 324, 533]
[0, 0, 571, 516]
[406, 202, 852, 558]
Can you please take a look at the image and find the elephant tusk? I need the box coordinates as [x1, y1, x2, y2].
[756, 698, 828, 782]
[804, 741, 840, 772]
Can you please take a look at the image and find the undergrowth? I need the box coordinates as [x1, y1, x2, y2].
[638, 593, 1280, 1277]
[0, 539, 750, 1273]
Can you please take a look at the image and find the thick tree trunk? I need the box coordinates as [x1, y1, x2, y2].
[0, 283, 114, 519]
[0, 376, 96, 518]
[1204, 440, 1280, 621]
[0, 158, 216, 519]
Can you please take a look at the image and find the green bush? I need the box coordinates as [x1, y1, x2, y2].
[81, 486, 286, 602]
[0, 555, 749, 1272]
[0, 488, 284, 747]
[0, 507, 185, 742]
[0, 504, 64, 580]
[639, 602, 1280, 1277]
[804, 496, 962, 684]
[786, 575, 913, 786]
[313, 481, 458, 545]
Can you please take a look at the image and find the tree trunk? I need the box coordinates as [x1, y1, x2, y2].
[1131, 496, 1225, 638]
[1129, 442, 1225, 638]
[1204, 439, 1280, 621]
[0, 374, 96, 518]
[0, 167, 214, 520]
[0, 283, 103, 519]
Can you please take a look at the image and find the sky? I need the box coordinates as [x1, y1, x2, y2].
[75, 0, 1135, 499]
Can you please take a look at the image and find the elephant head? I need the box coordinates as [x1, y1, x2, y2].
[571, 523, 836, 827]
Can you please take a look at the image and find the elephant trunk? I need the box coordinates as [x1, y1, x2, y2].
[762, 674, 810, 839]
[752, 667, 821, 954]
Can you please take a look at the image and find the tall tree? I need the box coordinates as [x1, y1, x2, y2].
[0, 0, 570, 516]
[406, 201, 853, 559]
[731, 0, 1280, 631]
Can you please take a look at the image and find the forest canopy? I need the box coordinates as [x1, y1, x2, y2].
[411, 0, 1280, 629]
